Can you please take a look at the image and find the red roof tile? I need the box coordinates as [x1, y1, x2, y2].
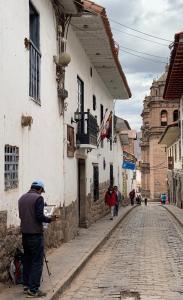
[164, 32, 183, 100]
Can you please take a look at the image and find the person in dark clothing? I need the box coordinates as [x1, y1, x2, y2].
[18, 180, 57, 298]
[144, 198, 148, 206]
[113, 186, 122, 216]
[129, 189, 135, 206]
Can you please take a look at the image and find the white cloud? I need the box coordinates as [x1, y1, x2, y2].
[96, 0, 182, 130]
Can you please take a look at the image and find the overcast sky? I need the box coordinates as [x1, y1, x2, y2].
[96, 0, 183, 131]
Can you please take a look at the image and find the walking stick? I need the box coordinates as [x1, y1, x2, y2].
[44, 253, 51, 277]
[43, 253, 55, 293]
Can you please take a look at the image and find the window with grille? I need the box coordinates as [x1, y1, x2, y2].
[93, 164, 99, 201]
[4, 145, 19, 190]
[29, 1, 41, 103]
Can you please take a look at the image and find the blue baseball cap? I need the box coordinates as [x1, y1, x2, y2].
[31, 180, 45, 192]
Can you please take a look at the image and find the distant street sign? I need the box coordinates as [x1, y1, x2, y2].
[122, 161, 136, 170]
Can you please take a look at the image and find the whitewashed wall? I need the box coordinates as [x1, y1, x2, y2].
[167, 139, 182, 170]
[0, 0, 127, 225]
[64, 27, 117, 205]
[113, 135, 123, 192]
[0, 0, 64, 226]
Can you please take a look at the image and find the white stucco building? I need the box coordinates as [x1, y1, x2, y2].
[0, 0, 131, 238]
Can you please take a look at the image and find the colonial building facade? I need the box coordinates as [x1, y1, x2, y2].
[0, 0, 131, 280]
[163, 32, 183, 208]
[141, 66, 179, 201]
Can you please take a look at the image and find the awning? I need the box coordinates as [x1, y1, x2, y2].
[159, 122, 180, 147]
[114, 116, 131, 133]
[164, 32, 183, 100]
[119, 133, 129, 145]
[71, 0, 131, 99]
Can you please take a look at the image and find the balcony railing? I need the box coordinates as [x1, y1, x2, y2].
[76, 111, 98, 148]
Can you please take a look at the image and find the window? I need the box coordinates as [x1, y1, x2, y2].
[93, 95, 96, 111]
[175, 144, 177, 162]
[93, 165, 99, 201]
[110, 164, 113, 186]
[77, 76, 84, 112]
[67, 125, 75, 157]
[173, 110, 179, 122]
[29, 1, 41, 102]
[110, 139, 112, 151]
[161, 110, 168, 126]
[100, 104, 104, 148]
[90, 67, 93, 77]
[4, 145, 19, 190]
[100, 104, 104, 124]
[179, 140, 181, 161]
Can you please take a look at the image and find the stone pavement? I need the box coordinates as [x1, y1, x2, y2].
[59, 204, 183, 300]
[0, 205, 135, 300]
[163, 204, 183, 227]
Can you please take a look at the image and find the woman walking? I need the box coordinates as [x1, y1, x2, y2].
[105, 186, 117, 220]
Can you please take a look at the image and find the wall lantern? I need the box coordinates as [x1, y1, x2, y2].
[71, 111, 82, 124]
[54, 52, 71, 67]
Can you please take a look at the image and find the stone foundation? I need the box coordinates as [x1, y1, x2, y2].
[0, 200, 79, 283]
[0, 211, 22, 282]
[87, 181, 110, 225]
[0, 182, 112, 282]
[168, 170, 183, 208]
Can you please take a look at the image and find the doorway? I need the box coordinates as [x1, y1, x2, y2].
[78, 159, 87, 227]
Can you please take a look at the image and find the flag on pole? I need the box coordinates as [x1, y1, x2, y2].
[100, 111, 112, 140]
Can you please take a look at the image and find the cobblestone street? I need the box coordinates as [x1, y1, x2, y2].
[60, 204, 183, 300]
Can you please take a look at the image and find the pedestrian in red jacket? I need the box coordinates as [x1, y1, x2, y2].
[105, 186, 117, 220]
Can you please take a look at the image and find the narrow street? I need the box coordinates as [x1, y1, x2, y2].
[60, 204, 183, 300]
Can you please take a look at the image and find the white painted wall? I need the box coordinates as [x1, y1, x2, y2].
[167, 139, 182, 170]
[64, 27, 118, 204]
[0, 0, 64, 226]
[0, 0, 128, 226]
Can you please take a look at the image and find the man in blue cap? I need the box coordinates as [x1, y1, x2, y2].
[18, 180, 57, 298]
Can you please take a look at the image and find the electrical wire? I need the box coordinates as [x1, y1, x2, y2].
[119, 45, 168, 59]
[112, 27, 169, 47]
[120, 49, 167, 64]
[74, 0, 173, 43]
[71, 23, 167, 65]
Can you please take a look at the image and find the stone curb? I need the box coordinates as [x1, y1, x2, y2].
[46, 205, 137, 300]
[162, 205, 183, 228]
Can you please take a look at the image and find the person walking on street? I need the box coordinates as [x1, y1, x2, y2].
[113, 186, 122, 216]
[105, 186, 117, 220]
[144, 198, 147, 206]
[18, 180, 57, 298]
[129, 189, 135, 206]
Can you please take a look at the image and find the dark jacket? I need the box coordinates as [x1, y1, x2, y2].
[18, 189, 51, 234]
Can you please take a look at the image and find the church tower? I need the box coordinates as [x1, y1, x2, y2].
[141, 66, 179, 201]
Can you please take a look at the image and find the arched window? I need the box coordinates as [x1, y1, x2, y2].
[161, 110, 168, 126]
[173, 110, 179, 122]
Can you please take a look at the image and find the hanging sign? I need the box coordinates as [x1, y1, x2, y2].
[122, 161, 136, 170]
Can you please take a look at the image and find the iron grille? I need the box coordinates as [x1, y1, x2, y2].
[29, 40, 41, 102]
[4, 145, 19, 190]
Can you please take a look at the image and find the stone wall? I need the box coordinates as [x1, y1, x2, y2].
[168, 170, 183, 208]
[0, 211, 22, 282]
[0, 200, 79, 283]
[0, 182, 112, 282]
[87, 181, 110, 225]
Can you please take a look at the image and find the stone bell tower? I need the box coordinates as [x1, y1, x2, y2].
[141, 66, 179, 201]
